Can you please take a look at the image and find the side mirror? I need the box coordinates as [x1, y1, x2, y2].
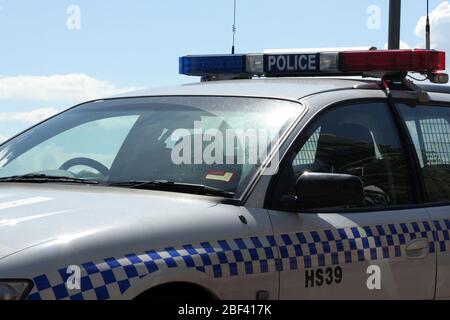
[295, 172, 364, 210]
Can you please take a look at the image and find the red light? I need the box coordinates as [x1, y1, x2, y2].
[340, 50, 446, 73]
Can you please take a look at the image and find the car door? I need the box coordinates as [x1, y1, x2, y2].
[267, 101, 436, 299]
[396, 102, 450, 299]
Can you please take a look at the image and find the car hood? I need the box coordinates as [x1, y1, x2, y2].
[0, 183, 219, 260]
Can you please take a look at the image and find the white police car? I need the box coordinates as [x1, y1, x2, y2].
[1, 48, 450, 300]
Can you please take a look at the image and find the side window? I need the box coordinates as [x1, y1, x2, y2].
[271, 102, 414, 211]
[397, 104, 450, 203]
[293, 127, 321, 166]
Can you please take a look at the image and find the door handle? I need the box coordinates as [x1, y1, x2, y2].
[405, 238, 429, 259]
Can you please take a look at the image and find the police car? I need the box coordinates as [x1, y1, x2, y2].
[1, 48, 450, 300]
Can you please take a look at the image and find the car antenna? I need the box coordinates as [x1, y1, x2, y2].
[231, 0, 237, 54]
[426, 0, 431, 50]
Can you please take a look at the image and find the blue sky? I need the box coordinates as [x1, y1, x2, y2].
[0, 0, 448, 139]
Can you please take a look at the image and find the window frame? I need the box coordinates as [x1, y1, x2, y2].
[394, 100, 450, 208]
[265, 98, 423, 213]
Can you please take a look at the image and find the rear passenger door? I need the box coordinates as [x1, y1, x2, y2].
[268, 101, 436, 299]
[396, 102, 450, 299]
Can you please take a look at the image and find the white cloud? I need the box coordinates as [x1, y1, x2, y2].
[0, 135, 6, 143]
[383, 41, 412, 50]
[415, 1, 450, 68]
[0, 108, 59, 124]
[0, 73, 142, 102]
[415, 1, 450, 50]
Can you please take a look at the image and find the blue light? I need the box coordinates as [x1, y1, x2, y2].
[179, 55, 246, 76]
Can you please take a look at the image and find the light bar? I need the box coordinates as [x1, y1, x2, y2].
[340, 50, 446, 73]
[179, 55, 246, 76]
[180, 49, 446, 82]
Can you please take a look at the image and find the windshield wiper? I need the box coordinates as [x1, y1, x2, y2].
[0, 174, 99, 185]
[109, 180, 235, 198]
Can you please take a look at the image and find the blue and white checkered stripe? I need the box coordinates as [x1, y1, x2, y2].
[277, 220, 437, 271]
[27, 236, 279, 300]
[433, 220, 450, 252]
[26, 220, 449, 300]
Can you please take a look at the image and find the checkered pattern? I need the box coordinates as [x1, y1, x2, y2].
[433, 220, 450, 253]
[26, 236, 279, 300]
[26, 220, 449, 300]
[277, 221, 437, 271]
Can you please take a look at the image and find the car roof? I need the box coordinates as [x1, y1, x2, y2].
[112, 77, 378, 101]
[112, 77, 450, 102]
[417, 84, 450, 94]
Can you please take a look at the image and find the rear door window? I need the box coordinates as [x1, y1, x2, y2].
[397, 104, 450, 203]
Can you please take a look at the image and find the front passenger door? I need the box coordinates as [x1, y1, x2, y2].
[396, 102, 450, 299]
[268, 102, 435, 299]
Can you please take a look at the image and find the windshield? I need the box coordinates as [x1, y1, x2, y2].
[0, 96, 303, 196]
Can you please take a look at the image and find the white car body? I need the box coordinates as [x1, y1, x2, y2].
[1, 78, 450, 300]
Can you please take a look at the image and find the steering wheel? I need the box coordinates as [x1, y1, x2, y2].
[59, 157, 110, 177]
